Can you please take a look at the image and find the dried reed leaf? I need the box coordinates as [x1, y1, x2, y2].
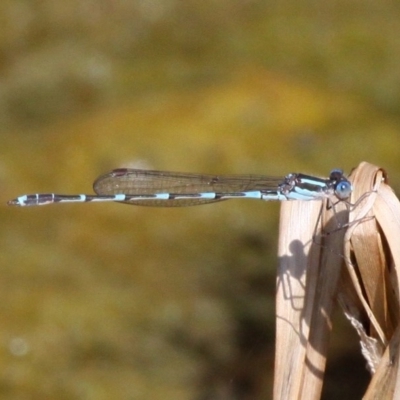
[339, 164, 389, 353]
[343, 162, 400, 399]
[363, 324, 400, 399]
[274, 162, 400, 399]
[274, 182, 349, 400]
[339, 162, 400, 392]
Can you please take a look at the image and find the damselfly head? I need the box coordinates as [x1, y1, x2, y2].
[328, 169, 352, 200]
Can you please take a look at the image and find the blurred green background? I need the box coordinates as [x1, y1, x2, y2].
[2, 1, 400, 399]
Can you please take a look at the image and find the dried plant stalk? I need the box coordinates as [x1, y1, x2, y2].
[341, 162, 400, 398]
[274, 183, 348, 399]
[274, 162, 400, 400]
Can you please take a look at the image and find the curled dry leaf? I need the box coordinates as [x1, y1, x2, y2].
[274, 162, 400, 400]
[343, 162, 400, 399]
[274, 167, 349, 400]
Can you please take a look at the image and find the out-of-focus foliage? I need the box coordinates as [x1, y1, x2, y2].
[2, 1, 400, 399]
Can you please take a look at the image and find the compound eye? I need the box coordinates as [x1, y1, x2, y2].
[335, 180, 352, 199]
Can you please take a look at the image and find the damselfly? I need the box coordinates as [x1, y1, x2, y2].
[7, 168, 352, 207]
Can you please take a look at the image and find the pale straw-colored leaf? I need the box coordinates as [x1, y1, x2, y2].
[342, 162, 400, 399]
[274, 175, 349, 400]
[274, 162, 400, 399]
[341, 164, 390, 348]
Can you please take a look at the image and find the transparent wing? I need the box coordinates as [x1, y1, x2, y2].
[93, 168, 285, 207]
